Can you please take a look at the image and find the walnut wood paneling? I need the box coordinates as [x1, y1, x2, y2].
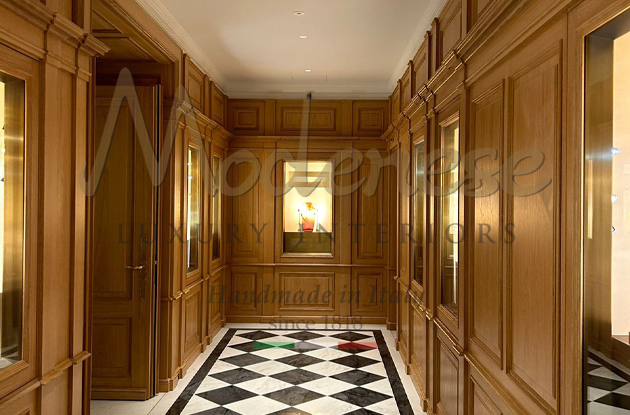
[436, 335, 460, 415]
[227, 154, 261, 261]
[391, 83, 401, 120]
[506, 47, 560, 409]
[469, 377, 503, 415]
[227, 267, 263, 316]
[351, 270, 386, 317]
[413, 38, 430, 93]
[469, 83, 503, 367]
[352, 101, 389, 137]
[277, 272, 335, 313]
[276, 100, 343, 136]
[470, 0, 494, 27]
[353, 154, 386, 263]
[401, 64, 413, 110]
[228, 100, 265, 136]
[183, 283, 203, 361]
[210, 83, 226, 126]
[438, 0, 463, 65]
[184, 55, 205, 112]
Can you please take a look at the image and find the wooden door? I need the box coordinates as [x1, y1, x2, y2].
[91, 85, 158, 400]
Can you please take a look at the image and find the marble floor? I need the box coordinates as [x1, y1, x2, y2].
[92, 324, 423, 415]
[587, 349, 630, 414]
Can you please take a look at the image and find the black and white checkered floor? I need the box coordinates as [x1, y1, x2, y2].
[587, 352, 630, 414]
[167, 329, 416, 415]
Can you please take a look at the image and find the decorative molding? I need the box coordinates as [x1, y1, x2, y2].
[225, 82, 392, 100]
[132, 0, 227, 88]
[388, 0, 449, 90]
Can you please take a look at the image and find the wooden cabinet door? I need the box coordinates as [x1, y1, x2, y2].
[91, 85, 158, 400]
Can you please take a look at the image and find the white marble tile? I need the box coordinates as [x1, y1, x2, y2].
[299, 377, 356, 395]
[296, 396, 360, 415]
[588, 401, 630, 415]
[181, 395, 219, 415]
[245, 360, 295, 376]
[225, 396, 289, 415]
[366, 397, 401, 415]
[591, 367, 627, 382]
[237, 376, 293, 395]
[302, 361, 354, 376]
[249, 347, 298, 360]
[363, 378, 395, 396]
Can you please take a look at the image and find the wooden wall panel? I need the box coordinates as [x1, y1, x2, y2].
[211, 83, 226, 126]
[227, 154, 261, 262]
[436, 336, 460, 415]
[470, 0, 494, 27]
[275, 100, 343, 136]
[183, 283, 203, 361]
[506, 48, 560, 409]
[469, 83, 503, 367]
[401, 64, 413, 110]
[351, 270, 386, 317]
[353, 155, 386, 263]
[228, 100, 265, 136]
[227, 267, 263, 317]
[413, 38, 430, 93]
[184, 55, 205, 112]
[438, 0, 463, 64]
[469, 377, 503, 415]
[391, 83, 401, 120]
[352, 101, 389, 137]
[277, 271, 335, 313]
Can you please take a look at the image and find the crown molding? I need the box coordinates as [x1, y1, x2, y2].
[388, 0, 448, 90]
[225, 82, 391, 100]
[133, 0, 227, 88]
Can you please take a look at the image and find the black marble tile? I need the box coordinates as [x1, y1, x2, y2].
[331, 370, 385, 386]
[331, 355, 379, 369]
[229, 341, 258, 353]
[596, 392, 630, 410]
[271, 368, 325, 385]
[267, 408, 312, 415]
[275, 354, 324, 368]
[197, 386, 257, 406]
[330, 387, 390, 407]
[221, 353, 269, 367]
[292, 342, 324, 353]
[265, 386, 324, 406]
[587, 363, 600, 373]
[210, 368, 264, 385]
[191, 408, 242, 415]
[344, 410, 381, 415]
[286, 331, 324, 341]
[237, 331, 278, 341]
[588, 375, 627, 392]
[331, 332, 372, 342]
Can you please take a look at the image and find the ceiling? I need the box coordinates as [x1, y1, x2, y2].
[138, 0, 443, 99]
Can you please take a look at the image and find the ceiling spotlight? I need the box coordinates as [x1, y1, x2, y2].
[612, 147, 621, 156]
[299, 35, 308, 39]
[305, 69, 312, 73]
[293, 11, 306, 16]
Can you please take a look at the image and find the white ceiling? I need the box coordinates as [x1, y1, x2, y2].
[138, 0, 444, 99]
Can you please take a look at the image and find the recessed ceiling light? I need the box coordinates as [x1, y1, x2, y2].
[293, 11, 306, 16]
[305, 69, 312, 73]
[299, 35, 308, 39]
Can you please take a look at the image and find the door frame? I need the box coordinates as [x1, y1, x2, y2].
[87, 0, 182, 410]
[566, 1, 630, 414]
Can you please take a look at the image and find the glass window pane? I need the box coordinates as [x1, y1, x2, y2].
[439, 119, 460, 316]
[212, 155, 221, 261]
[413, 141, 425, 286]
[187, 146, 200, 273]
[283, 160, 333, 254]
[0, 74, 25, 369]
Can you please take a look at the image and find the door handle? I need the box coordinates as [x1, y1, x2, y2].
[125, 265, 145, 270]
